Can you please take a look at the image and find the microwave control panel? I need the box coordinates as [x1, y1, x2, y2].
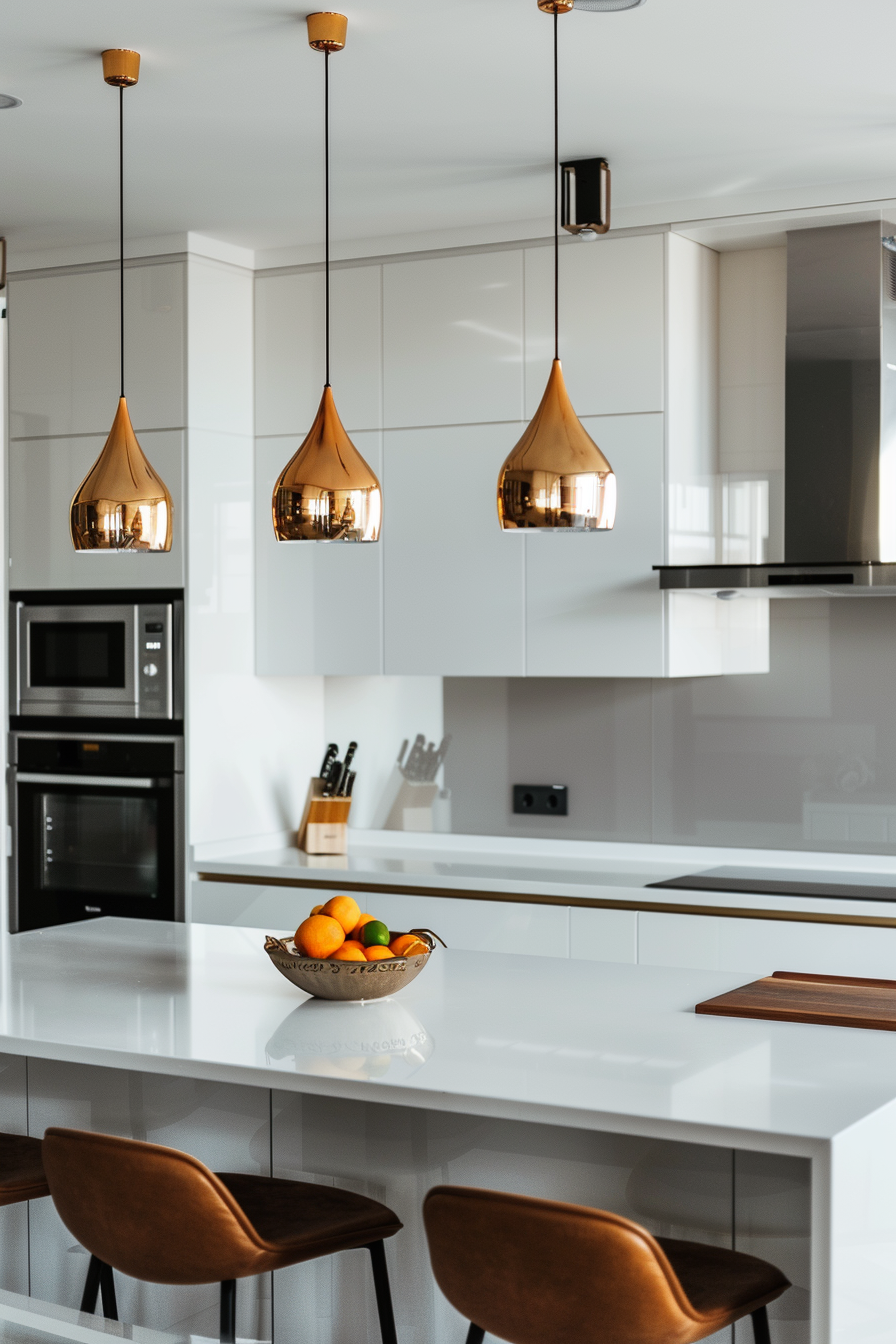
[136, 604, 174, 719]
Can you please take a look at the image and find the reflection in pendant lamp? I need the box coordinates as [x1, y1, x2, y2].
[272, 13, 382, 544]
[70, 49, 173, 553]
[497, 1, 617, 532]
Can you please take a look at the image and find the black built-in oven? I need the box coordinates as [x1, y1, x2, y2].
[9, 732, 184, 932]
[8, 590, 185, 933]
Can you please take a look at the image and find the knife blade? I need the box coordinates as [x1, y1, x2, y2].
[319, 742, 338, 781]
[336, 742, 357, 796]
[404, 734, 426, 781]
[322, 759, 343, 797]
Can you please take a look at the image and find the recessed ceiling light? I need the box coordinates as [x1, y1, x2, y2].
[575, 0, 646, 10]
[0, 94, 23, 109]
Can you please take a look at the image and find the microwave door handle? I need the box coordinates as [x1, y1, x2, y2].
[14, 773, 158, 789]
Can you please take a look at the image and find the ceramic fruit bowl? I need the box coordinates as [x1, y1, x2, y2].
[264, 929, 440, 1001]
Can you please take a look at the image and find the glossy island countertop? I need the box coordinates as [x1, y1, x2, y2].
[194, 830, 896, 923]
[4, 916, 896, 1154]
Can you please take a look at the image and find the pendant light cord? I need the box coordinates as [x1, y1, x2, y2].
[324, 49, 331, 387]
[553, 7, 559, 364]
[119, 85, 125, 399]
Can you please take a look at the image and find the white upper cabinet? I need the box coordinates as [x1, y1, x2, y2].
[8, 430, 186, 590]
[9, 263, 186, 438]
[255, 264, 382, 436]
[524, 234, 665, 418]
[383, 251, 524, 428]
[255, 431, 384, 676]
[525, 412, 666, 677]
[252, 233, 769, 678]
[383, 422, 526, 676]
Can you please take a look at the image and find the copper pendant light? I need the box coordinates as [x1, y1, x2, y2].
[497, 0, 617, 532]
[70, 49, 173, 553]
[272, 13, 382, 543]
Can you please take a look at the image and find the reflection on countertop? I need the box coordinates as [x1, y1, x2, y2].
[266, 997, 433, 1082]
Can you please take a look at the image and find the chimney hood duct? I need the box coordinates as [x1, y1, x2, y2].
[657, 220, 896, 597]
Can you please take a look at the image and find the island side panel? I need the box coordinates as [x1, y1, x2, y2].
[0, 1055, 29, 1294]
[26, 1060, 272, 1341]
[271, 1091, 742, 1344]
[829, 1097, 896, 1344]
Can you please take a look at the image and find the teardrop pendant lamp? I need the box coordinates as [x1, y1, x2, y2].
[272, 13, 382, 543]
[497, 0, 617, 532]
[70, 49, 173, 553]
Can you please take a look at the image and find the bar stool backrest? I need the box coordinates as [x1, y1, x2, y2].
[423, 1185, 713, 1344]
[43, 1128, 272, 1286]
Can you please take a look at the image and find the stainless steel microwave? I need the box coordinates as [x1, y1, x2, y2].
[10, 598, 183, 721]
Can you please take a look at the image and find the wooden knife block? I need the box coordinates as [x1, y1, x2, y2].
[298, 778, 352, 855]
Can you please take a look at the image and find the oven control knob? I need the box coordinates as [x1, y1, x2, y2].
[143, 662, 159, 678]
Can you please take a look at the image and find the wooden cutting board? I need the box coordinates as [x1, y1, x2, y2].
[695, 971, 896, 1031]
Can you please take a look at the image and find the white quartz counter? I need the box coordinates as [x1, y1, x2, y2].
[194, 831, 896, 925]
[2, 916, 896, 1154]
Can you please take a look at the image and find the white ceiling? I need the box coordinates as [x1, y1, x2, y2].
[3, 0, 896, 267]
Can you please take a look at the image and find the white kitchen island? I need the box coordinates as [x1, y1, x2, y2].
[0, 918, 893, 1344]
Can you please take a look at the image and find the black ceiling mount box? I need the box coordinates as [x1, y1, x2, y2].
[561, 158, 611, 236]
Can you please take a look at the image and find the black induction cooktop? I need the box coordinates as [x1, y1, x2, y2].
[647, 866, 896, 903]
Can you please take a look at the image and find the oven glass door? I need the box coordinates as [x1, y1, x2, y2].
[16, 776, 175, 930]
[19, 605, 136, 715]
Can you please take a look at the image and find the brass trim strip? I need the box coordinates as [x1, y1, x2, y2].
[193, 870, 896, 930]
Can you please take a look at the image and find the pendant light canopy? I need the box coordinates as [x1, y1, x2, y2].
[272, 13, 382, 543]
[497, 1, 617, 532]
[70, 50, 173, 553]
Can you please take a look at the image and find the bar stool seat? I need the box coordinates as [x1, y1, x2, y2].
[43, 1128, 402, 1344]
[215, 1172, 402, 1267]
[0, 1133, 49, 1206]
[424, 1185, 790, 1344]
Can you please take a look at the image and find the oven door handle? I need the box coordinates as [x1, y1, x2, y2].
[14, 773, 158, 789]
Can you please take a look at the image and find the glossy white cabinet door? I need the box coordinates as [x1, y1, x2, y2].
[255, 433, 383, 674]
[383, 422, 526, 675]
[383, 250, 524, 428]
[638, 911, 896, 978]
[570, 907, 638, 963]
[191, 881, 569, 958]
[524, 235, 665, 419]
[8, 430, 186, 590]
[8, 263, 186, 438]
[255, 265, 382, 436]
[525, 413, 665, 676]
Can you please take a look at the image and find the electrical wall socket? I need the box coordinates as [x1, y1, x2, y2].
[513, 784, 569, 817]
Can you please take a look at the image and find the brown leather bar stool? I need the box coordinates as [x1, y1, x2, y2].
[42, 1128, 402, 1344]
[0, 1132, 119, 1316]
[424, 1185, 791, 1344]
[0, 1132, 50, 1208]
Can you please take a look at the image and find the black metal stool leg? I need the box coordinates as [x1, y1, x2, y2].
[752, 1306, 771, 1344]
[80, 1256, 102, 1314]
[466, 1327, 485, 1344]
[99, 1262, 118, 1321]
[366, 1241, 398, 1344]
[220, 1279, 236, 1344]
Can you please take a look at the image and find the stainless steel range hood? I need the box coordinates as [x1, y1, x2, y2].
[658, 220, 896, 597]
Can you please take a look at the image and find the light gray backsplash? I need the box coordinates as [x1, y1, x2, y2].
[444, 597, 896, 853]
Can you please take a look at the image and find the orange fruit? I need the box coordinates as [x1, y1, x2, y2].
[351, 913, 376, 939]
[341, 939, 366, 955]
[330, 944, 366, 962]
[390, 934, 430, 959]
[310, 904, 323, 916]
[320, 895, 361, 935]
[365, 946, 395, 962]
[295, 915, 345, 960]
